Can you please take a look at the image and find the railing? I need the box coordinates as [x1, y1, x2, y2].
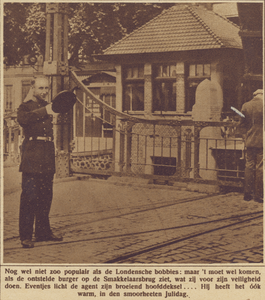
[69, 70, 245, 187]
[118, 119, 245, 187]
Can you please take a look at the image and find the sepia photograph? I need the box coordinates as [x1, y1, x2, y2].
[1, 1, 264, 299]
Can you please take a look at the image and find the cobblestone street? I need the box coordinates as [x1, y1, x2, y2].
[3, 166, 263, 264]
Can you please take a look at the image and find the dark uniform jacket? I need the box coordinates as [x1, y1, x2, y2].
[239, 94, 263, 148]
[17, 99, 55, 174]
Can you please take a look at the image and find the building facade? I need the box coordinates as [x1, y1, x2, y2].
[96, 4, 245, 178]
[3, 59, 43, 164]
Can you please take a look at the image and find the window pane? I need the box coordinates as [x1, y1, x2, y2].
[85, 116, 102, 137]
[189, 64, 196, 76]
[124, 85, 132, 111]
[22, 82, 31, 102]
[170, 65, 176, 77]
[132, 67, 138, 78]
[132, 84, 144, 111]
[124, 65, 144, 111]
[138, 66, 144, 78]
[84, 91, 102, 137]
[197, 64, 203, 76]
[124, 84, 144, 111]
[162, 65, 168, 77]
[204, 64, 211, 76]
[186, 86, 196, 112]
[153, 81, 176, 111]
[154, 65, 161, 77]
[5, 85, 12, 111]
[126, 68, 132, 79]
[126, 65, 144, 78]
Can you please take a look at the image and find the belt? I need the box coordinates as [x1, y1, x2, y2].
[28, 136, 53, 142]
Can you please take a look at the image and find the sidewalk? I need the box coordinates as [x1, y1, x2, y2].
[3, 166, 263, 264]
[3, 165, 90, 195]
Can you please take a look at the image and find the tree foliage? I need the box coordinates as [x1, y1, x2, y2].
[4, 3, 32, 65]
[4, 3, 174, 66]
[24, 4, 46, 55]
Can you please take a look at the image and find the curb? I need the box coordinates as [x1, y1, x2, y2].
[4, 174, 91, 196]
[104, 176, 219, 194]
[4, 173, 234, 196]
[55, 174, 91, 184]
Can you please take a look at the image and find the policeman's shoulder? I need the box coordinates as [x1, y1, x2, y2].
[22, 99, 34, 105]
[18, 100, 35, 110]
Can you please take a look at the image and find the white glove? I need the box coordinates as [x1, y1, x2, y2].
[46, 103, 58, 116]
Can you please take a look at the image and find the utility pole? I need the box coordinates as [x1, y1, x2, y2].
[43, 3, 71, 178]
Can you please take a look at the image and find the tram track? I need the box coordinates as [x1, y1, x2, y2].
[64, 209, 262, 238]
[104, 213, 263, 263]
[4, 193, 257, 242]
[3, 193, 215, 242]
[4, 206, 262, 254]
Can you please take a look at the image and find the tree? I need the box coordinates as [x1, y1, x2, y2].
[4, 3, 174, 66]
[4, 3, 32, 65]
[68, 3, 125, 65]
[114, 3, 173, 34]
[24, 4, 46, 56]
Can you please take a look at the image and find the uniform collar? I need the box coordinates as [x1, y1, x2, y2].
[26, 98, 48, 106]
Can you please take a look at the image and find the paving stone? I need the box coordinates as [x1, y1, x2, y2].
[3, 168, 263, 264]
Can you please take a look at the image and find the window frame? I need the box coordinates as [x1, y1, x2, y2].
[185, 63, 211, 113]
[4, 85, 13, 112]
[21, 80, 31, 102]
[152, 63, 177, 114]
[123, 65, 145, 113]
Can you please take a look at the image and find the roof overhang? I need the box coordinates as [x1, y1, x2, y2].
[95, 48, 243, 64]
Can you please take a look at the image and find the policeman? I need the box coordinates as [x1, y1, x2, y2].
[239, 89, 263, 203]
[17, 76, 63, 248]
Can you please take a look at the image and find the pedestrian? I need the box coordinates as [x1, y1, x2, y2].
[17, 76, 63, 248]
[239, 89, 263, 203]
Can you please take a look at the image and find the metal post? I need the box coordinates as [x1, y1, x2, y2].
[44, 3, 70, 178]
[45, 14, 51, 61]
[194, 125, 201, 179]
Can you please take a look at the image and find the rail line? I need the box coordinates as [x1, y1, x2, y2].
[4, 206, 262, 255]
[118, 244, 264, 264]
[3, 193, 216, 242]
[4, 193, 257, 242]
[104, 213, 263, 263]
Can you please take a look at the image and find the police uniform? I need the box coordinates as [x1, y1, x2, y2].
[17, 98, 56, 241]
[239, 89, 263, 202]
